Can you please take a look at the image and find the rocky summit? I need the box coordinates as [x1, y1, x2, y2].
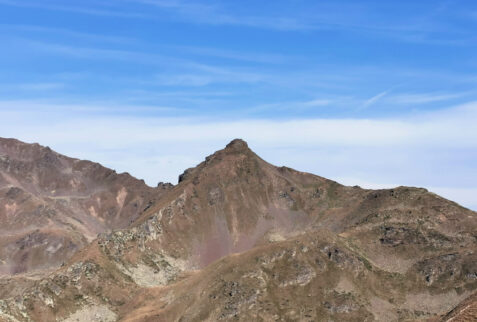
[0, 137, 476, 322]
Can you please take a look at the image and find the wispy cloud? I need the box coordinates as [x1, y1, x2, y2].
[363, 90, 389, 108]
[0, 82, 65, 91]
[12, 39, 269, 86]
[129, 0, 308, 30]
[17, 39, 184, 65]
[119, 0, 477, 46]
[153, 74, 213, 87]
[150, 64, 266, 87]
[128, 0, 387, 31]
[172, 45, 291, 64]
[0, 99, 183, 115]
[1, 0, 475, 47]
[241, 98, 338, 115]
[0, 24, 133, 44]
[0, 0, 146, 17]
[389, 92, 467, 104]
[303, 99, 332, 107]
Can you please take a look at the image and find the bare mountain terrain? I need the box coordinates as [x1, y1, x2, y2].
[0, 138, 476, 321]
[0, 138, 171, 279]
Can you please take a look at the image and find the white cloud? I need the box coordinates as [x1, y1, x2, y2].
[0, 100, 476, 210]
[1, 100, 476, 149]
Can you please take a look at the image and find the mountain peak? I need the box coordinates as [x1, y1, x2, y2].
[177, 139, 253, 183]
[225, 138, 249, 152]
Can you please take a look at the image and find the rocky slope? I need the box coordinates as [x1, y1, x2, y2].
[0, 139, 476, 321]
[0, 137, 172, 278]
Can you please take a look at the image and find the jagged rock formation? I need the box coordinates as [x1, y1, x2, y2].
[0, 138, 476, 321]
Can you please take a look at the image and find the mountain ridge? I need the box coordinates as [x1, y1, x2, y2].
[0, 137, 172, 278]
[0, 137, 476, 321]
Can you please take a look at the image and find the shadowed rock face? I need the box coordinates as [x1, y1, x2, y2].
[0, 138, 172, 276]
[0, 138, 476, 322]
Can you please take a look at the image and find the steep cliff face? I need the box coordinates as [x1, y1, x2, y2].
[0, 138, 475, 321]
[0, 138, 172, 276]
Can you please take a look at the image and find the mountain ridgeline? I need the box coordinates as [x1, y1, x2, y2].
[0, 137, 475, 321]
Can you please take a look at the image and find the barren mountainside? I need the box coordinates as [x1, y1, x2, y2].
[0, 138, 171, 278]
[0, 138, 476, 321]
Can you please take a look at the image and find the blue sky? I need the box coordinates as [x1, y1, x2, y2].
[1, 0, 477, 209]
